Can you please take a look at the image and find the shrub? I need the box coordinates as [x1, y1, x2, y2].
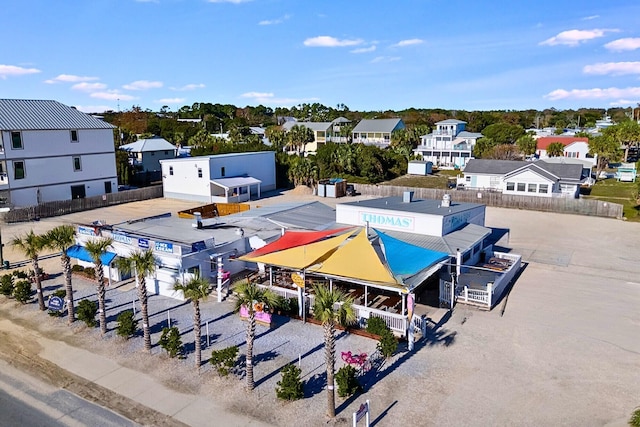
[159, 327, 183, 358]
[83, 267, 96, 278]
[77, 299, 98, 327]
[12, 270, 28, 279]
[286, 297, 299, 316]
[13, 280, 32, 304]
[71, 265, 85, 272]
[209, 346, 239, 376]
[366, 316, 388, 336]
[0, 274, 14, 296]
[377, 329, 398, 359]
[276, 364, 304, 401]
[630, 407, 640, 427]
[335, 365, 361, 397]
[116, 310, 137, 339]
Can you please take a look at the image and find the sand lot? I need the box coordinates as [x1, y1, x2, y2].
[0, 192, 639, 426]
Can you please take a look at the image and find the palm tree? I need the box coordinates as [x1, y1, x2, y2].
[116, 249, 156, 352]
[233, 281, 278, 391]
[11, 230, 46, 311]
[173, 274, 211, 370]
[312, 284, 357, 418]
[43, 225, 76, 324]
[546, 142, 566, 157]
[84, 238, 114, 335]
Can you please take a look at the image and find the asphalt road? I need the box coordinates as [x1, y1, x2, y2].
[0, 359, 138, 427]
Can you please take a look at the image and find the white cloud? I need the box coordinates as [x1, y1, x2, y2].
[604, 37, 640, 52]
[170, 83, 205, 91]
[72, 82, 107, 91]
[370, 56, 401, 64]
[608, 99, 640, 106]
[583, 62, 640, 76]
[351, 45, 376, 54]
[44, 74, 99, 84]
[392, 38, 424, 47]
[259, 14, 290, 25]
[74, 105, 115, 113]
[544, 86, 640, 100]
[582, 15, 599, 20]
[155, 98, 186, 104]
[122, 80, 163, 90]
[303, 36, 363, 48]
[0, 64, 41, 79]
[539, 29, 616, 46]
[240, 91, 319, 106]
[90, 91, 136, 101]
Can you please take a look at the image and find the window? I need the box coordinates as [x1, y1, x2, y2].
[528, 183, 536, 192]
[73, 156, 82, 171]
[169, 166, 174, 176]
[70, 130, 78, 142]
[151, 152, 155, 156]
[539, 184, 548, 193]
[187, 265, 200, 275]
[465, 176, 471, 182]
[221, 167, 225, 177]
[164, 150, 169, 155]
[506, 182, 515, 191]
[11, 132, 23, 149]
[517, 183, 526, 192]
[14, 161, 25, 179]
[198, 168, 203, 178]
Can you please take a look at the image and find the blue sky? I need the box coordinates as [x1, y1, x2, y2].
[1, 0, 639, 114]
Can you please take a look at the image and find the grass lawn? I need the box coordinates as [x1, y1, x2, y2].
[582, 179, 640, 221]
[382, 171, 459, 189]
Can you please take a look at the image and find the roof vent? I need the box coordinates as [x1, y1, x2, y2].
[193, 212, 203, 229]
[442, 194, 451, 208]
[402, 191, 414, 203]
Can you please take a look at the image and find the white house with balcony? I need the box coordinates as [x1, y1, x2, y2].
[282, 121, 332, 154]
[352, 118, 405, 147]
[119, 137, 176, 172]
[414, 119, 483, 169]
[0, 99, 118, 207]
[160, 151, 275, 203]
[458, 159, 586, 198]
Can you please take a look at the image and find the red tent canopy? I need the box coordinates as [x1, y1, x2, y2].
[244, 227, 353, 258]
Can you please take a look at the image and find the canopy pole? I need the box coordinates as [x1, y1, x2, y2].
[329, 278, 333, 292]
[402, 293, 406, 316]
[269, 266, 273, 286]
[364, 285, 368, 307]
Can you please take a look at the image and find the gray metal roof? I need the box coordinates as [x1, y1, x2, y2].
[352, 118, 404, 133]
[457, 131, 483, 138]
[159, 151, 273, 164]
[230, 201, 337, 230]
[338, 196, 483, 216]
[0, 99, 116, 130]
[504, 164, 557, 181]
[332, 117, 351, 124]
[376, 223, 491, 255]
[463, 159, 528, 175]
[119, 137, 176, 153]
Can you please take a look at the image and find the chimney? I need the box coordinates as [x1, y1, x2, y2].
[442, 194, 451, 208]
[402, 191, 414, 203]
[193, 212, 203, 229]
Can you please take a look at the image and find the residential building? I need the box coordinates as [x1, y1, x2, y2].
[414, 119, 483, 169]
[282, 121, 332, 154]
[352, 118, 405, 147]
[160, 151, 276, 203]
[535, 136, 595, 166]
[119, 137, 176, 172]
[0, 99, 118, 207]
[458, 159, 586, 198]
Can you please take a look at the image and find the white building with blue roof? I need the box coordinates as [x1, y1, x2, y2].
[0, 99, 118, 207]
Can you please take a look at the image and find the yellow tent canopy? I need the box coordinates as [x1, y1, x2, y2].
[237, 229, 356, 270]
[308, 229, 400, 286]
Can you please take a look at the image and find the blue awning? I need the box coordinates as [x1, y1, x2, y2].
[67, 245, 117, 265]
[375, 229, 449, 277]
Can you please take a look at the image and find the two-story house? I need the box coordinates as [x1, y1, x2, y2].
[535, 136, 595, 166]
[119, 137, 177, 172]
[414, 119, 483, 169]
[0, 99, 118, 207]
[352, 118, 405, 147]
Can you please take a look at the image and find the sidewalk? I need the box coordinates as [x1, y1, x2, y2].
[0, 318, 272, 427]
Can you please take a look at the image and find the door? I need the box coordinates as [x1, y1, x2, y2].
[104, 181, 112, 193]
[71, 184, 86, 199]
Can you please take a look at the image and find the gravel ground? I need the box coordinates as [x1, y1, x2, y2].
[1, 193, 639, 426]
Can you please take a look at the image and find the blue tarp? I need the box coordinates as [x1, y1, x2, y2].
[67, 245, 117, 265]
[374, 229, 449, 277]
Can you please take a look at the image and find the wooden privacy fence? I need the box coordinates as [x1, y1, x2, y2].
[3, 186, 164, 223]
[355, 184, 623, 219]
